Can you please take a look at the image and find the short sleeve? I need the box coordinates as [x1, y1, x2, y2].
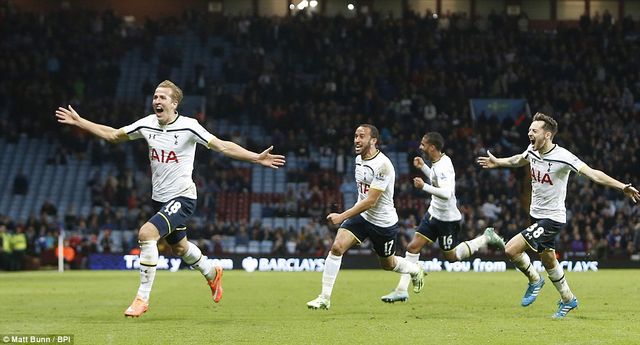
[370, 162, 393, 191]
[120, 116, 149, 140]
[189, 119, 215, 146]
[564, 150, 586, 173]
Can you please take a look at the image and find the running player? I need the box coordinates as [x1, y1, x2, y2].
[477, 112, 639, 318]
[381, 132, 505, 303]
[56, 80, 285, 317]
[306, 124, 425, 310]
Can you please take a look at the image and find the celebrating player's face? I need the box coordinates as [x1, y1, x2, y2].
[153, 87, 178, 125]
[354, 126, 373, 155]
[528, 120, 550, 151]
[419, 137, 434, 160]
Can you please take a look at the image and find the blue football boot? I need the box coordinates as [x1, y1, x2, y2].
[521, 277, 545, 306]
[552, 297, 578, 319]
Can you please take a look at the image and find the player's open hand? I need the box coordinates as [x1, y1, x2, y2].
[622, 184, 640, 203]
[56, 106, 82, 126]
[477, 150, 499, 169]
[55, 105, 82, 126]
[326, 213, 343, 226]
[256, 146, 286, 169]
[413, 157, 425, 169]
[413, 177, 425, 189]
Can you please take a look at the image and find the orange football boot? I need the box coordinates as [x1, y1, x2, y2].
[207, 266, 224, 303]
[124, 296, 149, 317]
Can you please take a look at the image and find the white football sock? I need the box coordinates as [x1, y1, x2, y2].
[396, 252, 420, 292]
[137, 240, 158, 301]
[546, 264, 574, 302]
[392, 255, 420, 275]
[455, 242, 473, 260]
[455, 234, 488, 260]
[182, 241, 215, 280]
[321, 253, 342, 299]
[511, 252, 540, 283]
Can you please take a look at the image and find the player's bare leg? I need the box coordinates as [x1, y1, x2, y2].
[307, 229, 357, 310]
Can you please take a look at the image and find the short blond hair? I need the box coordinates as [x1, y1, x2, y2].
[157, 80, 183, 105]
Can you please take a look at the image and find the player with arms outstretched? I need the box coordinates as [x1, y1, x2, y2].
[306, 124, 425, 310]
[477, 112, 639, 318]
[381, 132, 505, 303]
[56, 80, 285, 317]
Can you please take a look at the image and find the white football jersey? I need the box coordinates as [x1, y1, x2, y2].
[425, 154, 462, 222]
[354, 151, 398, 227]
[521, 144, 585, 223]
[121, 114, 214, 202]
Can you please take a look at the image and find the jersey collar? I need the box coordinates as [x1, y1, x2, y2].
[362, 149, 381, 161]
[165, 112, 180, 126]
[540, 144, 556, 156]
[432, 152, 445, 164]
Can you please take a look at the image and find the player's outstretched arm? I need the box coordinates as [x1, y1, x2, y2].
[579, 165, 640, 203]
[326, 188, 382, 225]
[255, 146, 286, 168]
[208, 137, 285, 169]
[477, 150, 528, 169]
[55, 105, 127, 143]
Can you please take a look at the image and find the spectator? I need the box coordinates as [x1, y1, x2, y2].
[10, 226, 27, 270]
[235, 226, 250, 246]
[271, 230, 286, 255]
[0, 224, 11, 270]
[480, 194, 502, 220]
[12, 171, 28, 195]
[40, 200, 58, 217]
[423, 100, 437, 121]
[570, 232, 585, 253]
[98, 229, 114, 253]
[54, 240, 76, 270]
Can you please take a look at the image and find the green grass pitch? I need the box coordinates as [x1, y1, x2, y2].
[1, 269, 639, 344]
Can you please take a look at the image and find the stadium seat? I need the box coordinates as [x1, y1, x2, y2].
[286, 241, 297, 254]
[235, 245, 248, 254]
[273, 218, 285, 230]
[260, 240, 273, 253]
[248, 240, 260, 254]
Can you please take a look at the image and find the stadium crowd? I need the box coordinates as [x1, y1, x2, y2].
[1, 1, 639, 270]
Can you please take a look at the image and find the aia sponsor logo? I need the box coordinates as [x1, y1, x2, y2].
[531, 167, 553, 185]
[150, 148, 179, 163]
